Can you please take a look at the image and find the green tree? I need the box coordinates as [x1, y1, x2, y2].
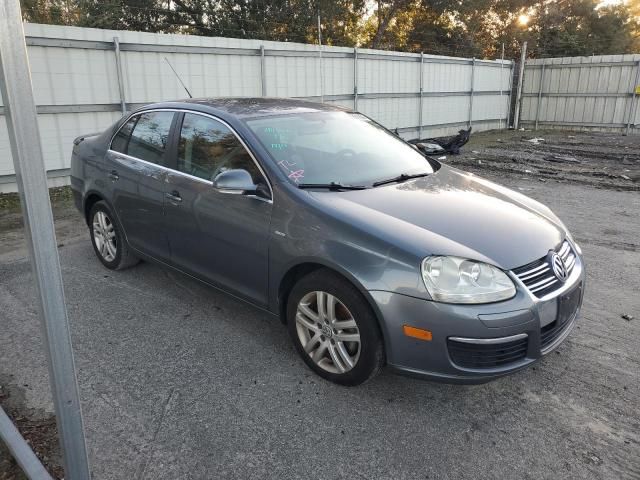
[531, 0, 636, 57]
[19, 0, 640, 58]
[29, 0, 367, 45]
[200, 0, 367, 45]
[21, 0, 81, 25]
[76, 0, 178, 33]
[362, 0, 533, 57]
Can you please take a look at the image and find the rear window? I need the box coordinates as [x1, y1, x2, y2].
[111, 116, 136, 154]
[111, 111, 174, 165]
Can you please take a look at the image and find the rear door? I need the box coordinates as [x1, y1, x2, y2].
[163, 112, 273, 305]
[107, 110, 176, 260]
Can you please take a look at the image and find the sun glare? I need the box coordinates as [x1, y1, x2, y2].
[518, 14, 530, 26]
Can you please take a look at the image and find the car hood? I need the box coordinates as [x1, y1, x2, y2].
[307, 165, 565, 270]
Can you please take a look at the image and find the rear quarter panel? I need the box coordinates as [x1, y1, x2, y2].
[70, 126, 118, 219]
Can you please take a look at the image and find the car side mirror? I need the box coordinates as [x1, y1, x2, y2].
[213, 169, 258, 195]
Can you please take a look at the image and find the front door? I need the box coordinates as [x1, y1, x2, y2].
[163, 112, 273, 305]
[107, 110, 175, 260]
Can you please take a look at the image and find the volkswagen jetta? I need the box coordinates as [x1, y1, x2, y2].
[70, 98, 585, 386]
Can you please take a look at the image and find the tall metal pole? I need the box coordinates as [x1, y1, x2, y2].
[317, 13, 324, 103]
[468, 58, 475, 128]
[260, 45, 266, 97]
[353, 47, 358, 110]
[626, 60, 640, 135]
[513, 41, 527, 129]
[0, 2, 92, 479]
[535, 61, 546, 130]
[418, 52, 424, 140]
[113, 36, 126, 114]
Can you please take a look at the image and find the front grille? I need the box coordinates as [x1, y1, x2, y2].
[448, 337, 528, 369]
[512, 241, 576, 298]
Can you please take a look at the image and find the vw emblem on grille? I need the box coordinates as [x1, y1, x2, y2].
[550, 252, 568, 282]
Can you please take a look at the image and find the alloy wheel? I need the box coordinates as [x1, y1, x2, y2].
[295, 291, 361, 374]
[92, 211, 117, 262]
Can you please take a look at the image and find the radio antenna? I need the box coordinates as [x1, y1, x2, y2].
[164, 57, 193, 98]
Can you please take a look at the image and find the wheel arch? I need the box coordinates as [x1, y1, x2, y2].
[82, 192, 128, 244]
[277, 262, 325, 322]
[276, 260, 389, 356]
[83, 191, 104, 225]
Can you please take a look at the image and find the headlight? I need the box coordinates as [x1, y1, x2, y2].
[421, 256, 516, 304]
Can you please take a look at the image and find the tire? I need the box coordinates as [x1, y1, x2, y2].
[89, 200, 139, 270]
[287, 269, 385, 386]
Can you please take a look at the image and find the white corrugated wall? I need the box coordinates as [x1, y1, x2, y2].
[0, 23, 513, 193]
[519, 54, 640, 132]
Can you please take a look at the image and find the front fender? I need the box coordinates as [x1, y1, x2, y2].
[267, 185, 431, 311]
[269, 254, 398, 362]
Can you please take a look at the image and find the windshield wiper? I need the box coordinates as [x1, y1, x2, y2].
[298, 182, 367, 191]
[372, 172, 431, 187]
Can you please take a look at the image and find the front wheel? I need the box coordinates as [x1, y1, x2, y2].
[89, 201, 139, 270]
[287, 269, 385, 386]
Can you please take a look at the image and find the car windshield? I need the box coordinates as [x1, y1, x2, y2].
[245, 111, 434, 187]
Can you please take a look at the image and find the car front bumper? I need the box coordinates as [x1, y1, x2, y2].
[370, 250, 586, 384]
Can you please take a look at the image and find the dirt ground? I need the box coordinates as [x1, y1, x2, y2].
[0, 376, 63, 480]
[0, 129, 638, 479]
[447, 128, 640, 191]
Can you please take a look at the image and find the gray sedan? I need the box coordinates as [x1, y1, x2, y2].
[70, 98, 585, 386]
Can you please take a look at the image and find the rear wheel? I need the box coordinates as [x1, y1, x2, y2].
[287, 269, 384, 386]
[89, 201, 139, 270]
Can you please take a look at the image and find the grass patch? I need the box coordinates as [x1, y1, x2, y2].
[0, 186, 74, 213]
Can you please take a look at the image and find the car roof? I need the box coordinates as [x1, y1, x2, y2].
[140, 97, 350, 120]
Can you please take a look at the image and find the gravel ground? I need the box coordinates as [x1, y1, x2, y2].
[0, 130, 638, 479]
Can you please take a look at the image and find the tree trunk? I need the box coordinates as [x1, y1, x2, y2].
[369, 0, 410, 49]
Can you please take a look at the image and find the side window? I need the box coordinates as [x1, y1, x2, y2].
[111, 116, 137, 154]
[178, 113, 264, 186]
[126, 111, 174, 164]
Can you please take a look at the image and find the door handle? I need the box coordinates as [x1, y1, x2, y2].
[165, 191, 182, 204]
[108, 170, 119, 181]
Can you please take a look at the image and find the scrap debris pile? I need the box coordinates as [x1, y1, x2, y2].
[409, 127, 473, 155]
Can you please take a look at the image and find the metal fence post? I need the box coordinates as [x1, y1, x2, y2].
[626, 60, 640, 135]
[260, 45, 266, 96]
[0, 2, 92, 479]
[317, 14, 324, 103]
[468, 57, 475, 128]
[353, 47, 358, 110]
[535, 62, 546, 130]
[113, 36, 126, 114]
[513, 41, 527, 129]
[506, 62, 515, 128]
[499, 43, 504, 129]
[418, 52, 424, 139]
